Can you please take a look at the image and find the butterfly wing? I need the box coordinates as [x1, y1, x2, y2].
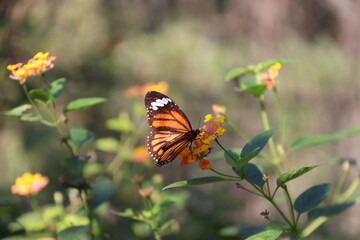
[145, 91, 196, 166]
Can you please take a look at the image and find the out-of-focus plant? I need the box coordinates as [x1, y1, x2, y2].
[161, 59, 360, 239]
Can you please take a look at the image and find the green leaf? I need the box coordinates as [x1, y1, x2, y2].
[245, 229, 283, 240]
[0, 104, 32, 117]
[233, 163, 266, 188]
[294, 184, 333, 214]
[308, 202, 354, 220]
[289, 127, 360, 152]
[16, 211, 45, 233]
[219, 226, 266, 238]
[207, 148, 242, 159]
[112, 208, 135, 218]
[225, 67, 253, 81]
[90, 178, 114, 209]
[95, 137, 119, 152]
[237, 76, 266, 97]
[276, 165, 319, 186]
[105, 117, 134, 132]
[66, 155, 90, 173]
[20, 113, 44, 122]
[257, 58, 293, 72]
[58, 225, 89, 240]
[68, 128, 95, 151]
[83, 163, 106, 177]
[163, 176, 232, 190]
[241, 129, 277, 160]
[63, 97, 106, 113]
[29, 89, 53, 104]
[224, 150, 240, 167]
[45, 78, 66, 98]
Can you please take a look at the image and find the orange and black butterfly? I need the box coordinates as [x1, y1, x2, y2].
[145, 91, 200, 166]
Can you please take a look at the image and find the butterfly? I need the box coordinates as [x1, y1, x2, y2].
[145, 91, 200, 166]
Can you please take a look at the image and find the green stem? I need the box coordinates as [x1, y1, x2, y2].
[283, 186, 296, 228]
[81, 189, 95, 240]
[259, 96, 282, 175]
[210, 168, 240, 179]
[225, 118, 249, 141]
[337, 176, 360, 202]
[236, 183, 263, 197]
[300, 216, 327, 238]
[215, 139, 237, 163]
[266, 196, 294, 229]
[332, 160, 350, 203]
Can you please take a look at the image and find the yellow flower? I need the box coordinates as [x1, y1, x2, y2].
[179, 114, 226, 169]
[7, 52, 56, 84]
[259, 63, 282, 90]
[11, 172, 49, 196]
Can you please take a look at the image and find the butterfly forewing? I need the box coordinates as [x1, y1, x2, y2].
[145, 91, 198, 166]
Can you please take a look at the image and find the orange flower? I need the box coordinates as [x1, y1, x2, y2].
[131, 174, 145, 184]
[133, 146, 150, 163]
[11, 173, 49, 196]
[125, 81, 168, 98]
[259, 63, 282, 90]
[179, 114, 226, 169]
[7, 52, 56, 84]
[212, 104, 226, 116]
[138, 186, 154, 198]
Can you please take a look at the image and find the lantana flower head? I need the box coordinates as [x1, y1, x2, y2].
[7, 52, 56, 84]
[125, 81, 168, 98]
[179, 114, 226, 169]
[259, 63, 282, 90]
[11, 172, 49, 196]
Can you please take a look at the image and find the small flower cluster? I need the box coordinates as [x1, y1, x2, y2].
[179, 114, 226, 170]
[11, 172, 49, 196]
[7, 52, 56, 84]
[125, 81, 168, 98]
[259, 63, 282, 90]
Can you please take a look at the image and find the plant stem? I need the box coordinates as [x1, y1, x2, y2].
[300, 216, 327, 238]
[225, 118, 249, 141]
[283, 186, 296, 228]
[259, 96, 282, 175]
[215, 139, 237, 163]
[210, 168, 240, 179]
[236, 183, 264, 197]
[332, 160, 350, 203]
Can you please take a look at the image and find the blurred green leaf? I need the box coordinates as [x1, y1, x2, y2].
[241, 129, 277, 159]
[225, 67, 253, 81]
[308, 202, 354, 220]
[245, 229, 283, 240]
[237, 76, 266, 97]
[95, 137, 119, 152]
[289, 127, 360, 152]
[276, 165, 319, 186]
[113, 208, 135, 218]
[63, 97, 106, 113]
[233, 163, 265, 188]
[0, 104, 32, 117]
[43, 205, 65, 223]
[58, 225, 89, 240]
[83, 163, 106, 177]
[16, 212, 45, 233]
[66, 156, 90, 174]
[29, 89, 53, 104]
[90, 178, 114, 209]
[106, 117, 134, 132]
[45, 78, 66, 98]
[20, 113, 44, 122]
[68, 128, 95, 151]
[294, 184, 333, 214]
[163, 176, 232, 190]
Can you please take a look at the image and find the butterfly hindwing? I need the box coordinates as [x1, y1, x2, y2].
[145, 91, 199, 166]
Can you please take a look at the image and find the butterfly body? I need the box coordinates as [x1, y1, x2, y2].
[145, 91, 200, 166]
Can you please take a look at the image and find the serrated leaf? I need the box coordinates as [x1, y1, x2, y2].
[45, 78, 66, 98]
[29, 89, 53, 104]
[68, 128, 95, 151]
[307, 202, 354, 220]
[163, 176, 232, 190]
[58, 225, 89, 240]
[20, 113, 44, 122]
[241, 129, 277, 160]
[294, 184, 332, 214]
[289, 128, 360, 152]
[276, 165, 319, 186]
[245, 229, 283, 240]
[90, 178, 114, 209]
[233, 163, 266, 188]
[63, 97, 106, 113]
[0, 104, 32, 117]
[225, 67, 253, 81]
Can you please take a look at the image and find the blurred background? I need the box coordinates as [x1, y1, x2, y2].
[0, 0, 359, 239]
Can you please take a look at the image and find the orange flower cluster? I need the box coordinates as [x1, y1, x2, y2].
[11, 172, 49, 196]
[7, 52, 56, 84]
[125, 81, 168, 98]
[180, 114, 226, 170]
[259, 63, 282, 90]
